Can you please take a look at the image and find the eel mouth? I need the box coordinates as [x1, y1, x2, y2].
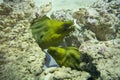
[62, 21, 75, 32]
[47, 47, 56, 54]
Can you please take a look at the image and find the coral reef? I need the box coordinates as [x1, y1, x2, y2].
[39, 67, 91, 80]
[0, 0, 51, 80]
[92, 0, 120, 18]
[64, 28, 97, 48]
[0, 0, 120, 80]
[79, 39, 120, 79]
[51, 9, 74, 21]
[73, 7, 119, 40]
[91, 0, 120, 40]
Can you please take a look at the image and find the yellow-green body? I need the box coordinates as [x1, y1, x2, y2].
[31, 16, 75, 49]
[47, 47, 82, 70]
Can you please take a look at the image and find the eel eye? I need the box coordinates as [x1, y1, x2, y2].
[40, 35, 43, 38]
[63, 23, 71, 27]
[63, 23, 71, 31]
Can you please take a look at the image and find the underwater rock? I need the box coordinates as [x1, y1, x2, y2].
[64, 28, 97, 48]
[51, 9, 74, 21]
[39, 67, 91, 80]
[0, 0, 50, 80]
[91, 0, 120, 40]
[73, 8, 119, 41]
[92, 0, 120, 18]
[0, 3, 13, 15]
[40, 2, 52, 16]
[79, 39, 120, 79]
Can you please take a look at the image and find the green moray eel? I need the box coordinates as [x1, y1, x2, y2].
[31, 16, 75, 49]
[47, 47, 82, 70]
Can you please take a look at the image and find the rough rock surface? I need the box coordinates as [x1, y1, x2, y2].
[0, 0, 51, 80]
[79, 39, 120, 80]
[51, 9, 74, 21]
[40, 67, 91, 80]
[64, 28, 97, 48]
[91, 0, 120, 40]
[73, 7, 119, 41]
[92, 0, 120, 18]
